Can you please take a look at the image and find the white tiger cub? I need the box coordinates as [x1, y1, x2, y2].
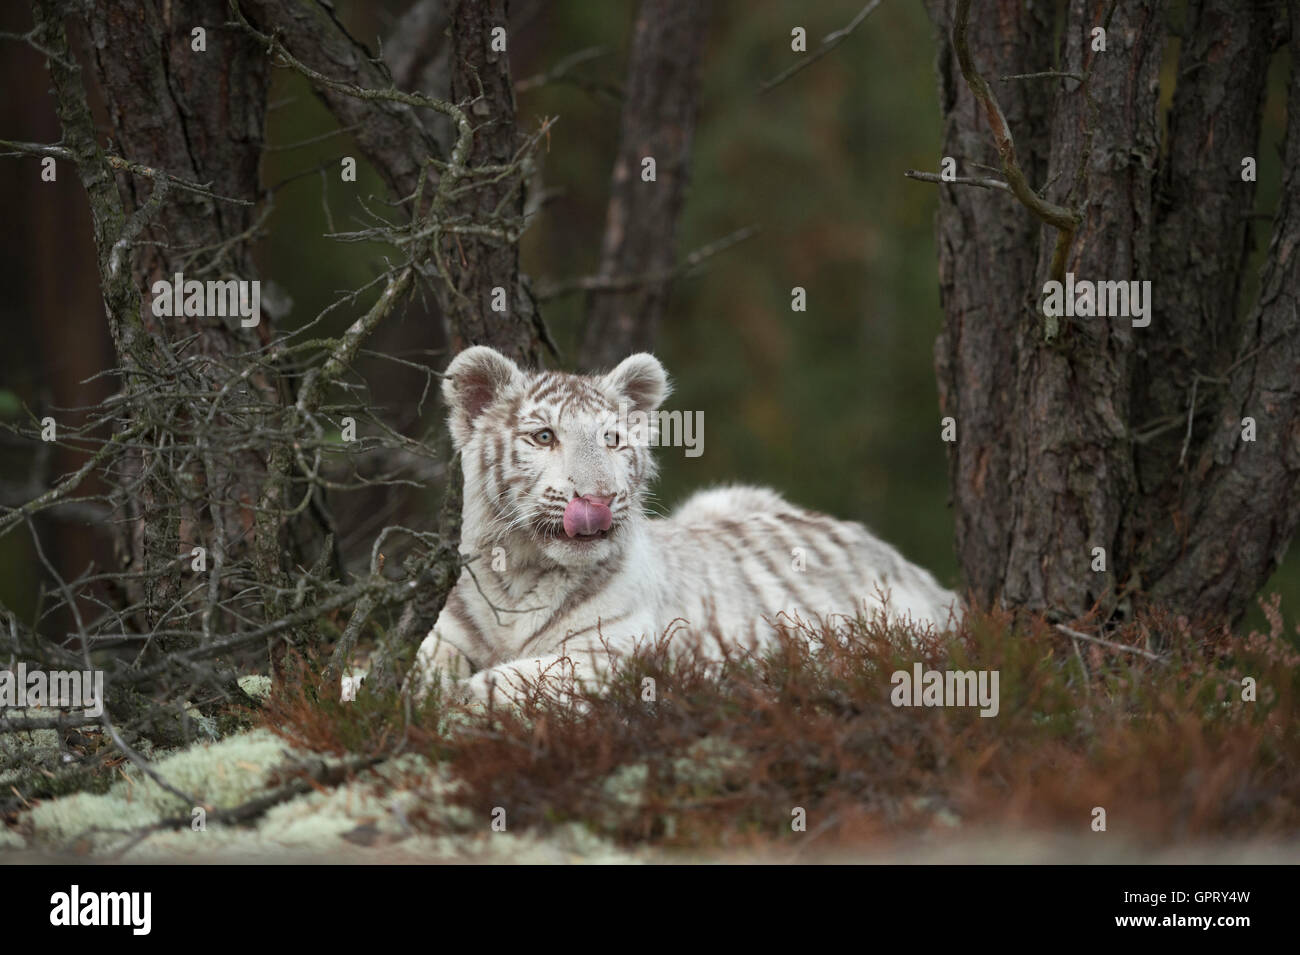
[411, 346, 961, 705]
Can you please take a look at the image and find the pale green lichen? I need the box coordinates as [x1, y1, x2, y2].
[12, 724, 645, 862]
[22, 728, 302, 849]
[20, 790, 158, 850]
[907, 795, 962, 829]
[237, 674, 273, 701]
[487, 823, 638, 864]
[243, 753, 470, 849]
[671, 736, 748, 793]
[111, 727, 297, 816]
[0, 825, 27, 850]
[17, 733, 490, 859]
[597, 762, 649, 829]
[0, 711, 61, 772]
[113, 754, 631, 862]
[592, 737, 748, 834]
[0, 710, 65, 790]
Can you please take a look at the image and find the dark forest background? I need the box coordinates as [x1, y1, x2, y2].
[1, 0, 1294, 635]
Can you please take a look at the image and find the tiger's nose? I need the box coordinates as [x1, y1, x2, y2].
[577, 492, 615, 507]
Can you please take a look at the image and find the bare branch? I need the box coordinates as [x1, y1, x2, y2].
[950, 0, 1079, 243]
[543, 225, 757, 302]
[1000, 71, 1083, 82]
[759, 0, 884, 94]
[903, 169, 1010, 192]
[515, 45, 620, 99]
[1054, 624, 1164, 663]
[0, 423, 146, 537]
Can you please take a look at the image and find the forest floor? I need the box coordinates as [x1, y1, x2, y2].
[3, 601, 1298, 863]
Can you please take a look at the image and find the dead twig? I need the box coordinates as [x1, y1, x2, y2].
[536, 225, 758, 301]
[759, 0, 884, 94]
[946, 0, 1080, 284]
[1053, 623, 1164, 662]
[904, 169, 1010, 192]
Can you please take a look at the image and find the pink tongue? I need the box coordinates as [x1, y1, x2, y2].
[563, 497, 613, 538]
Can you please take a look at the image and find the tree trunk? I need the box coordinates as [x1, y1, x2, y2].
[80, 0, 315, 648]
[580, 0, 710, 369]
[1124, 0, 1298, 619]
[441, 0, 543, 367]
[925, 0, 1298, 626]
[925, 0, 1056, 608]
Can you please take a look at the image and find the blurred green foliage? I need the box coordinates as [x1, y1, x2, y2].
[523, 0, 959, 585]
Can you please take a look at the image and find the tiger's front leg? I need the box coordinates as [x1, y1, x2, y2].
[408, 625, 477, 704]
[460, 653, 581, 708]
[459, 627, 653, 709]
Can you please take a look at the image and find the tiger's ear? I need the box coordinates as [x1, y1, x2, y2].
[442, 346, 523, 449]
[602, 353, 669, 414]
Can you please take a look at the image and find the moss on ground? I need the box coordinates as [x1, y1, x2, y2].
[6, 729, 636, 861]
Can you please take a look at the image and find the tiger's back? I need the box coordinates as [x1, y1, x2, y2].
[647, 486, 958, 651]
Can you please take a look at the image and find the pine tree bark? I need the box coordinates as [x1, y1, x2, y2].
[93, 0, 282, 630]
[580, 0, 710, 369]
[998, 0, 1164, 615]
[925, 0, 1056, 608]
[925, 0, 1299, 626]
[442, 0, 543, 367]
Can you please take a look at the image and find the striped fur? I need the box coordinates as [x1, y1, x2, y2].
[412, 347, 961, 704]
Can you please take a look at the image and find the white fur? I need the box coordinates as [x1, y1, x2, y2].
[411, 348, 961, 706]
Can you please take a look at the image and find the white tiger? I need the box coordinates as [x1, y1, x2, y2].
[410, 346, 961, 705]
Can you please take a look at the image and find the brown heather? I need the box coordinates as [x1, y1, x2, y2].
[261, 599, 1300, 855]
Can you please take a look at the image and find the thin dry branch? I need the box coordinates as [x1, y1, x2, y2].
[26, 512, 203, 810]
[1001, 70, 1084, 82]
[0, 139, 254, 206]
[538, 225, 758, 301]
[903, 169, 1010, 192]
[1053, 624, 1164, 662]
[0, 422, 147, 536]
[105, 752, 386, 858]
[947, 0, 1080, 282]
[759, 0, 884, 93]
[950, 0, 1078, 232]
[515, 45, 617, 97]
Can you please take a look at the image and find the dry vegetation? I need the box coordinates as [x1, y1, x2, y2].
[252, 597, 1300, 856]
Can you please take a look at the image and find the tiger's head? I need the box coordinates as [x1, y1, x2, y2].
[442, 346, 669, 569]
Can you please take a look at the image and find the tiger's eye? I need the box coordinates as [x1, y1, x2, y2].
[604, 431, 622, 448]
[533, 428, 555, 445]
